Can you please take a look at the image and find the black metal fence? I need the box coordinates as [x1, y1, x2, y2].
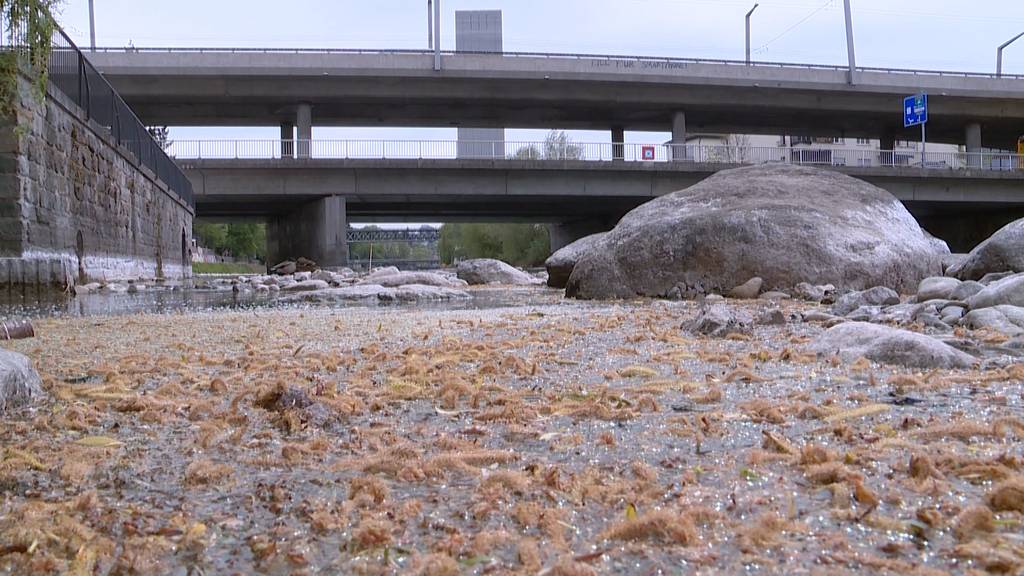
[3, 9, 193, 207]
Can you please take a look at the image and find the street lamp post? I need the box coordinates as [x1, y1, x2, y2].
[997, 31, 1024, 77]
[843, 0, 857, 84]
[745, 3, 758, 65]
[88, 0, 96, 50]
[427, 0, 433, 49]
[433, 0, 441, 71]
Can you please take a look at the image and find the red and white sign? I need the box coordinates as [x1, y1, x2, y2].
[641, 145, 656, 160]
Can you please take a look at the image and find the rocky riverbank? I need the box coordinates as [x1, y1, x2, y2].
[0, 290, 1022, 574]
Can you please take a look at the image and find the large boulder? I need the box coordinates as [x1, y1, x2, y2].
[456, 259, 539, 286]
[947, 218, 1024, 280]
[565, 164, 948, 300]
[811, 322, 975, 369]
[0, 350, 45, 413]
[545, 233, 607, 289]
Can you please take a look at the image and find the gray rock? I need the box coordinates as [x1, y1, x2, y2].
[756, 307, 787, 326]
[365, 266, 401, 280]
[361, 272, 466, 289]
[845, 305, 882, 322]
[728, 277, 763, 300]
[565, 164, 948, 300]
[103, 283, 128, 293]
[940, 306, 965, 323]
[832, 286, 901, 316]
[280, 284, 470, 304]
[917, 277, 961, 301]
[456, 259, 540, 286]
[979, 272, 1017, 286]
[311, 270, 338, 283]
[961, 306, 1024, 337]
[947, 218, 1024, 280]
[942, 253, 968, 274]
[0, 349, 45, 413]
[948, 280, 984, 301]
[803, 311, 842, 323]
[280, 279, 331, 292]
[917, 313, 952, 332]
[545, 233, 607, 289]
[688, 303, 753, 337]
[966, 273, 1024, 310]
[793, 282, 836, 303]
[294, 271, 313, 282]
[811, 322, 976, 369]
[759, 291, 791, 301]
[392, 284, 472, 302]
[271, 260, 297, 275]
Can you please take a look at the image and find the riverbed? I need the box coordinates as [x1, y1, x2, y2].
[0, 283, 1021, 574]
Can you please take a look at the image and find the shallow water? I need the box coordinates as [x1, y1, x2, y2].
[0, 282, 564, 319]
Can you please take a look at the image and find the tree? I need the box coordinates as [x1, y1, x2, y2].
[192, 220, 266, 260]
[510, 144, 542, 160]
[542, 130, 584, 160]
[147, 126, 172, 150]
[509, 131, 583, 161]
[438, 223, 550, 267]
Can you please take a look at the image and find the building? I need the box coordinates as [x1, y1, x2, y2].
[455, 10, 505, 160]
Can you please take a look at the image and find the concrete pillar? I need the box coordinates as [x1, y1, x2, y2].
[879, 131, 896, 167]
[548, 219, 614, 253]
[280, 121, 294, 158]
[670, 111, 686, 161]
[296, 103, 312, 159]
[267, 196, 348, 269]
[966, 122, 983, 168]
[611, 126, 625, 161]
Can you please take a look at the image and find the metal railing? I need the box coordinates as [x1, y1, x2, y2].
[88, 46, 1024, 82]
[0, 10, 193, 207]
[168, 139, 1024, 172]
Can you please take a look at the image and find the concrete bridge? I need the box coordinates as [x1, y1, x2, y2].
[175, 139, 1024, 265]
[89, 48, 1024, 152]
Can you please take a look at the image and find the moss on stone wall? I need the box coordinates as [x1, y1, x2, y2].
[0, 0, 59, 121]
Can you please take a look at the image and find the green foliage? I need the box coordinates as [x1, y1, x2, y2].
[192, 261, 265, 275]
[438, 223, 550, 267]
[193, 221, 266, 260]
[0, 0, 59, 119]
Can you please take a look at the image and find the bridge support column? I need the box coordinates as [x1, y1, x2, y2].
[879, 132, 896, 166]
[611, 126, 625, 161]
[267, 196, 348, 269]
[966, 122, 983, 168]
[548, 218, 616, 253]
[280, 121, 294, 158]
[670, 111, 687, 161]
[296, 103, 312, 159]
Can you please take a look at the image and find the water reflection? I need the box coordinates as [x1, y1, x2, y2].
[0, 284, 563, 319]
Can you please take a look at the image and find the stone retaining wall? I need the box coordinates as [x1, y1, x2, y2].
[0, 74, 193, 287]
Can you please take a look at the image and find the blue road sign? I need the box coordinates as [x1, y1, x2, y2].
[904, 93, 928, 127]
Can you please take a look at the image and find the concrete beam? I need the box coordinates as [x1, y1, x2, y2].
[86, 51, 1024, 146]
[966, 122, 983, 168]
